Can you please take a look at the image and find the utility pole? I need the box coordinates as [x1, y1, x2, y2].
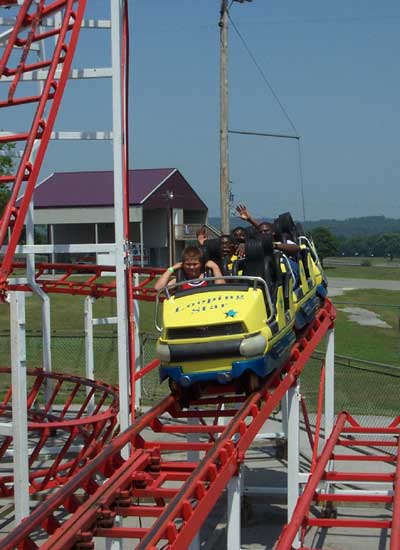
[219, 0, 252, 235]
[219, 0, 229, 235]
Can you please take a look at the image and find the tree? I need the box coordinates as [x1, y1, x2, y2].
[0, 141, 15, 217]
[310, 226, 338, 267]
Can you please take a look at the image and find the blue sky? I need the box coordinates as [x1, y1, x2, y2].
[2, 1, 400, 221]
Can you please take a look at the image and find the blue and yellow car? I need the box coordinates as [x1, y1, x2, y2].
[155, 237, 326, 399]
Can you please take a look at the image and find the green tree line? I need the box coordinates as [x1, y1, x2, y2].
[310, 226, 400, 261]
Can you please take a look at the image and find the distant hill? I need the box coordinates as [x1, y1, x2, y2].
[208, 216, 400, 238]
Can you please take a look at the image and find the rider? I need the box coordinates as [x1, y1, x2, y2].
[236, 204, 300, 286]
[154, 246, 224, 291]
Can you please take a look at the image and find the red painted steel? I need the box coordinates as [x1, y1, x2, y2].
[390, 437, 400, 550]
[0, 367, 118, 496]
[0, 301, 336, 549]
[0, 0, 87, 296]
[7, 261, 163, 300]
[300, 395, 314, 452]
[276, 411, 400, 550]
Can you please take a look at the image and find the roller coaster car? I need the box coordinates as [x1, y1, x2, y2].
[155, 213, 326, 399]
[155, 254, 296, 397]
[274, 212, 327, 330]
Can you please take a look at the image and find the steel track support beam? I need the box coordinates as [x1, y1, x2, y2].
[227, 472, 242, 550]
[10, 291, 30, 523]
[287, 381, 300, 549]
[110, 0, 130, 436]
[84, 296, 96, 414]
[325, 328, 335, 439]
[105, 517, 123, 550]
[26, 203, 53, 404]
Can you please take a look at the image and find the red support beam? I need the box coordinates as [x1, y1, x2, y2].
[390, 438, 400, 550]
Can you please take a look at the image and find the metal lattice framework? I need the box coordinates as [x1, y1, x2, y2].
[0, 302, 336, 549]
[8, 262, 164, 300]
[0, 367, 118, 496]
[1, 3, 399, 549]
[277, 412, 400, 550]
[0, 0, 87, 296]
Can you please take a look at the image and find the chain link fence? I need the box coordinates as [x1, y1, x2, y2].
[301, 351, 400, 429]
[0, 331, 399, 421]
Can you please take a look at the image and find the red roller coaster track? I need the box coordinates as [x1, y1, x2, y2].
[0, 367, 118, 496]
[277, 412, 400, 550]
[2, 3, 399, 549]
[0, 302, 336, 549]
[0, 0, 87, 295]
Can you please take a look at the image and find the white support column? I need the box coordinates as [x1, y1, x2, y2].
[94, 223, 99, 265]
[111, 0, 130, 435]
[10, 292, 30, 523]
[287, 381, 300, 549]
[49, 224, 55, 266]
[324, 328, 335, 440]
[26, 204, 52, 403]
[84, 296, 95, 414]
[139, 214, 144, 267]
[227, 471, 242, 550]
[281, 389, 289, 439]
[105, 517, 123, 550]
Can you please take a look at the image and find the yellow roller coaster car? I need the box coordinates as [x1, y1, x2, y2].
[155, 275, 296, 395]
[155, 234, 326, 396]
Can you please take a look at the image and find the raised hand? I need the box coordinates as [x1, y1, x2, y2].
[196, 225, 208, 246]
[236, 204, 250, 221]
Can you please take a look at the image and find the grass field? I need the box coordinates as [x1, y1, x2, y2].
[325, 264, 400, 280]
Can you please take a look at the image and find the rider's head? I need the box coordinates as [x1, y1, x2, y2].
[181, 246, 204, 279]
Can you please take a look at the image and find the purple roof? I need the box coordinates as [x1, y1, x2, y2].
[28, 169, 207, 210]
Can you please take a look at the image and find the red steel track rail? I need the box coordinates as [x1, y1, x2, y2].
[277, 412, 400, 550]
[0, 301, 336, 550]
[8, 261, 164, 300]
[0, 0, 87, 295]
[0, 367, 118, 496]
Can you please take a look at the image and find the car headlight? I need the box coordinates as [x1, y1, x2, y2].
[239, 333, 267, 357]
[156, 342, 171, 362]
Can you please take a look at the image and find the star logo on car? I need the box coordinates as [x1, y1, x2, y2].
[225, 309, 237, 318]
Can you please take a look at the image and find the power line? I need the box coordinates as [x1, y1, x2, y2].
[227, 10, 299, 136]
[228, 10, 307, 222]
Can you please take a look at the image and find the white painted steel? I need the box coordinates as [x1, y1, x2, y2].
[287, 382, 300, 549]
[105, 517, 123, 550]
[0, 16, 111, 29]
[111, 0, 130, 436]
[10, 293, 30, 523]
[84, 297, 96, 415]
[227, 473, 242, 550]
[93, 317, 118, 325]
[0, 423, 12, 437]
[325, 328, 335, 439]
[26, 206, 53, 403]
[50, 130, 113, 140]
[281, 390, 289, 439]
[0, 68, 113, 83]
[6, 243, 117, 254]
